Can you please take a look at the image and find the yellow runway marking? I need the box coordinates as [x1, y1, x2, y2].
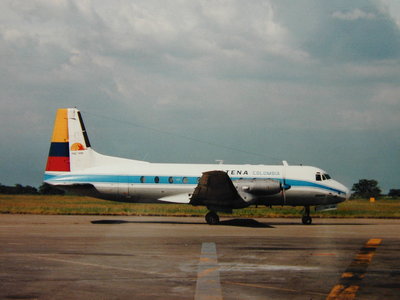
[366, 239, 382, 246]
[341, 272, 353, 278]
[326, 238, 382, 300]
[327, 285, 359, 300]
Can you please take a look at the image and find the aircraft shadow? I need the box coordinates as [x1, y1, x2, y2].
[264, 221, 372, 226]
[91, 220, 203, 225]
[91, 218, 369, 227]
[91, 218, 274, 228]
[219, 219, 273, 228]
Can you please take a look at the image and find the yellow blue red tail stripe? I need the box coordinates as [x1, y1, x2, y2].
[45, 108, 70, 172]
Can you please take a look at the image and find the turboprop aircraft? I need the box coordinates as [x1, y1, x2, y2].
[44, 108, 350, 225]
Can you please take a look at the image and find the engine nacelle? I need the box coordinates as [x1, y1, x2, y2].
[235, 179, 282, 196]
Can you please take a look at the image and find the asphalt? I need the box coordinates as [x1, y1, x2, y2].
[1, 215, 399, 299]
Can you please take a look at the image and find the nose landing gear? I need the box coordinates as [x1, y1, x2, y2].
[302, 205, 312, 225]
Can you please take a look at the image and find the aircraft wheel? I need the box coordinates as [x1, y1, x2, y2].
[302, 216, 312, 225]
[205, 212, 220, 225]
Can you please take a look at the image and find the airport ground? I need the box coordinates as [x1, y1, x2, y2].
[1, 215, 399, 299]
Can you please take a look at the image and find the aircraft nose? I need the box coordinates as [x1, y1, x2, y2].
[340, 184, 351, 201]
[334, 181, 350, 201]
[344, 187, 351, 200]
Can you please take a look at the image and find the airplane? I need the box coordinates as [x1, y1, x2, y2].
[44, 108, 350, 225]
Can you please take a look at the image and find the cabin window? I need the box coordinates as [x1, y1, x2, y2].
[140, 176, 146, 183]
[154, 176, 160, 183]
[183, 177, 188, 184]
[168, 177, 174, 184]
[316, 173, 322, 181]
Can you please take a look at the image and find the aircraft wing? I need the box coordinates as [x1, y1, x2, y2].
[190, 170, 246, 210]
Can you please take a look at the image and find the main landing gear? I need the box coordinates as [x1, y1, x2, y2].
[205, 211, 220, 225]
[302, 205, 312, 225]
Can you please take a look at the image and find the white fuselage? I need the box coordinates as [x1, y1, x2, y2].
[45, 149, 349, 207]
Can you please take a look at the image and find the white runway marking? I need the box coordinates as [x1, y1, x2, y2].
[194, 242, 223, 300]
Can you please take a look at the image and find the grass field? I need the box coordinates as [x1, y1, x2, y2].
[1, 195, 400, 218]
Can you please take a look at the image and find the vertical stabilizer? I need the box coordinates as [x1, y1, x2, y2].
[67, 108, 94, 171]
[68, 109, 91, 152]
[46, 109, 70, 172]
[45, 108, 94, 173]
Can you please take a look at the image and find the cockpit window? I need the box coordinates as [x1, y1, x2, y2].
[316, 172, 331, 181]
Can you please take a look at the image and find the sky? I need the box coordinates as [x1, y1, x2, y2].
[0, 0, 399, 193]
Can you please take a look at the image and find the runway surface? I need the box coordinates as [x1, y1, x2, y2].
[1, 215, 399, 299]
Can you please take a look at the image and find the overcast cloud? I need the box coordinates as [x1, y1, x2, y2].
[0, 0, 399, 192]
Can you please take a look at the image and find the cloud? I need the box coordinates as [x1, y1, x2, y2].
[332, 9, 376, 20]
[0, 0, 399, 191]
[1, 0, 399, 129]
[312, 7, 400, 62]
[378, 0, 400, 28]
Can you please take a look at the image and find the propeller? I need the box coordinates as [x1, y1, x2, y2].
[281, 161, 291, 205]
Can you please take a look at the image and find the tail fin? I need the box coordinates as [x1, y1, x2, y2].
[45, 108, 92, 173]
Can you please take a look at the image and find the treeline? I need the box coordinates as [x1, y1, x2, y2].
[388, 189, 400, 197]
[351, 179, 399, 199]
[0, 183, 64, 195]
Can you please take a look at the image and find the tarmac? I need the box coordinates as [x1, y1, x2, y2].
[1, 214, 399, 299]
